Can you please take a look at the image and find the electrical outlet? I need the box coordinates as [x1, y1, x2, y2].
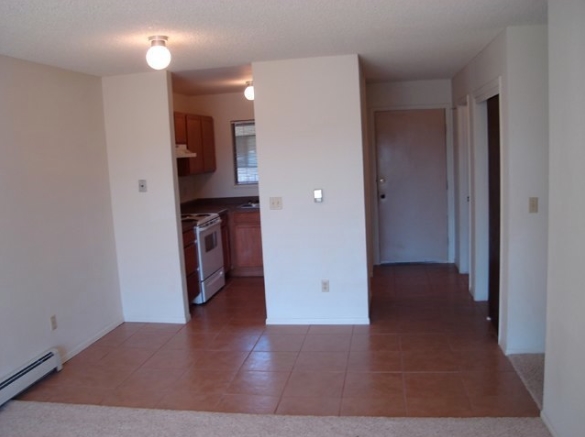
[50, 315, 57, 331]
[321, 280, 330, 293]
[269, 197, 283, 210]
[529, 197, 538, 213]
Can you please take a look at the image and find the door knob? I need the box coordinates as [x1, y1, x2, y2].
[378, 178, 386, 184]
[380, 194, 386, 200]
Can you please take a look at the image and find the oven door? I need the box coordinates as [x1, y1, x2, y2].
[196, 219, 224, 281]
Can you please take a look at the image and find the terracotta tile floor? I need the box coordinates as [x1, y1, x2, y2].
[18, 264, 539, 417]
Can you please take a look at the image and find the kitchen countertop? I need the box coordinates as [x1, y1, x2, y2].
[181, 197, 259, 214]
[180, 197, 259, 233]
[181, 220, 197, 233]
[182, 204, 231, 215]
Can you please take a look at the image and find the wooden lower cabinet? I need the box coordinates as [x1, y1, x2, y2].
[182, 228, 199, 303]
[230, 210, 263, 277]
[186, 273, 200, 304]
[219, 211, 231, 275]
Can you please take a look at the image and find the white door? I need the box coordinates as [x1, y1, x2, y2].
[375, 109, 448, 263]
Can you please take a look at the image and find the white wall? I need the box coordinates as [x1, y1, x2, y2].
[543, 1, 585, 435]
[367, 80, 452, 108]
[452, 26, 549, 354]
[102, 72, 188, 324]
[173, 92, 257, 203]
[0, 55, 123, 378]
[253, 55, 369, 324]
[173, 93, 191, 113]
[365, 80, 454, 265]
[453, 32, 507, 305]
[504, 26, 548, 354]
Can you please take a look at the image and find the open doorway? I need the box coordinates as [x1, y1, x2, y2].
[487, 95, 501, 332]
[469, 85, 502, 335]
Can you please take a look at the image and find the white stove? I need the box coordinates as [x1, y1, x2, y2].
[181, 212, 225, 304]
[181, 212, 220, 228]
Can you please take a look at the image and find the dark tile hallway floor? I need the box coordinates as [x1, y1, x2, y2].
[19, 264, 539, 417]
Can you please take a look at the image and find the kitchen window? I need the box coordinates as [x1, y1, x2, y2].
[232, 120, 258, 185]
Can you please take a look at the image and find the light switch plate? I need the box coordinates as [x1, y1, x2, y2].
[138, 179, 147, 193]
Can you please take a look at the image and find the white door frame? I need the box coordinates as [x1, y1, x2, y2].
[454, 96, 471, 275]
[468, 77, 503, 303]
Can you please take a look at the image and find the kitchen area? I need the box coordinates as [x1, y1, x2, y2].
[172, 69, 263, 307]
[179, 200, 263, 305]
[99, 56, 369, 328]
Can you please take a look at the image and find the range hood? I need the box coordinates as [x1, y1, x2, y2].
[175, 143, 197, 158]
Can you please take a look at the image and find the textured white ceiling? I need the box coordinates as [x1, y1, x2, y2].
[0, 0, 546, 95]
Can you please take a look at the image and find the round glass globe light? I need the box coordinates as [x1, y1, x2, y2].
[244, 85, 255, 101]
[146, 45, 171, 70]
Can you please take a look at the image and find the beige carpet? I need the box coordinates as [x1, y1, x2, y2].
[509, 354, 545, 410]
[0, 400, 552, 437]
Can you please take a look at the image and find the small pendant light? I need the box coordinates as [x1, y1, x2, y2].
[244, 81, 254, 101]
[146, 36, 171, 70]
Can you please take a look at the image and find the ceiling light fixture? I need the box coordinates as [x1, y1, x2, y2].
[146, 35, 171, 70]
[244, 81, 254, 101]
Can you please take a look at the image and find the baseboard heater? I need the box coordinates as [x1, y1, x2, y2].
[0, 348, 62, 406]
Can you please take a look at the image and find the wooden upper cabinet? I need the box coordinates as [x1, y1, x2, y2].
[174, 112, 217, 177]
[186, 115, 204, 174]
[201, 116, 216, 172]
[174, 112, 187, 145]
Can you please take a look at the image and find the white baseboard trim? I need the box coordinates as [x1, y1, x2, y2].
[122, 314, 189, 324]
[540, 410, 560, 437]
[62, 319, 124, 362]
[266, 318, 370, 325]
[504, 348, 546, 355]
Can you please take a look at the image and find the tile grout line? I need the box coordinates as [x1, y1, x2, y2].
[338, 332, 356, 416]
[271, 328, 306, 415]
